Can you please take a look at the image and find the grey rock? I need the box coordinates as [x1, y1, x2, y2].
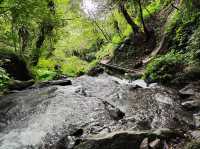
[140, 138, 149, 149]
[191, 130, 200, 141]
[75, 129, 181, 149]
[131, 79, 148, 88]
[179, 83, 200, 100]
[181, 100, 200, 110]
[193, 113, 200, 128]
[0, 74, 192, 148]
[155, 93, 174, 105]
[179, 87, 196, 96]
[149, 139, 161, 149]
[8, 79, 35, 90]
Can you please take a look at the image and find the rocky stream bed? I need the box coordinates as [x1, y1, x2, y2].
[0, 74, 200, 149]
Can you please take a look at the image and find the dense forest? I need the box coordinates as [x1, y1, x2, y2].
[0, 0, 200, 149]
[0, 0, 200, 89]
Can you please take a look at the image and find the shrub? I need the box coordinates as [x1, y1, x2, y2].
[144, 50, 187, 83]
[61, 56, 89, 77]
[187, 25, 200, 60]
[32, 68, 56, 81]
[32, 58, 57, 81]
[0, 67, 10, 91]
[96, 43, 117, 60]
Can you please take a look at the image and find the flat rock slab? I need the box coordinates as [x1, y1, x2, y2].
[0, 74, 193, 149]
[75, 129, 182, 149]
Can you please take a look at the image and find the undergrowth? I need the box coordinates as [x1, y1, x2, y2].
[0, 66, 10, 91]
[144, 50, 187, 83]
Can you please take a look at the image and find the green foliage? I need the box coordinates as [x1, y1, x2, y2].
[3, 0, 199, 82]
[146, 7, 200, 84]
[144, 50, 187, 83]
[96, 43, 117, 60]
[33, 68, 56, 81]
[136, 0, 162, 23]
[165, 9, 200, 52]
[0, 67, 10, 91]
[187, 25, 200, 56]
[32, 58, 56, 81]
[164, 10, 182, 33]
[61, 56, 89, 77]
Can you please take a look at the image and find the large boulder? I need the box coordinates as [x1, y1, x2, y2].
[0, 50, 32, 81]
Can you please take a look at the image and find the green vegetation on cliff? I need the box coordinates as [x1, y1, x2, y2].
[144, 0, 200, 84]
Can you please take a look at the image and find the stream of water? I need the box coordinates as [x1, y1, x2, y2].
[0, 74, 193, 149]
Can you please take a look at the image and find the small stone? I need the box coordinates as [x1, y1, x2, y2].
[149, 139, 161, 149]
[140, 138, 149, 149]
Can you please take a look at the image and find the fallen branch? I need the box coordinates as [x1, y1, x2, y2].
[100, 61, 136, 73]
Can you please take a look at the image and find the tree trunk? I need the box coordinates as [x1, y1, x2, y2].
[137, 0, 150, 39]
[18, 26, 29, 55]
[119, 1, 139, 34]
[31, 1, 55, 66]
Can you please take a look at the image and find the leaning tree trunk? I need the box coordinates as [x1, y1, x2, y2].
[119, 1, 139, 34]
[137, 0, 150, 39]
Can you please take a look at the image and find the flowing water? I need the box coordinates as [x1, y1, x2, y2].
[0, 74, 193, 149]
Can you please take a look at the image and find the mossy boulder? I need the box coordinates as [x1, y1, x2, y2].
[0, 50, 33, 81]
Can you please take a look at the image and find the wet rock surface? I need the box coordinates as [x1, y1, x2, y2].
[0, 74, 195, 149]
[179, 82, 200, 129]
[75, 129, 183, 149]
